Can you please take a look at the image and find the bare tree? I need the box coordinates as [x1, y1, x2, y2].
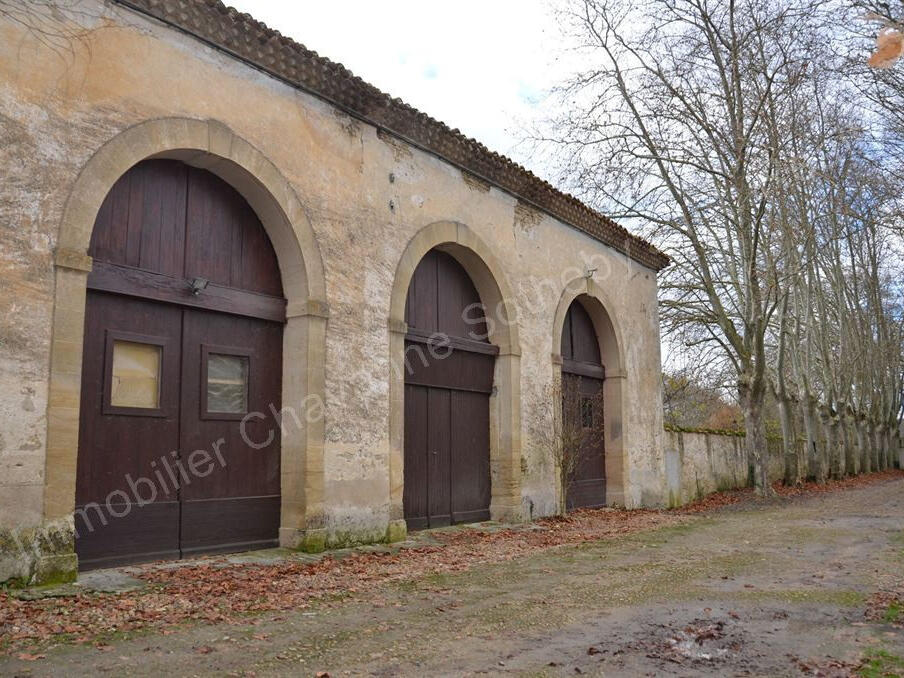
[535, 377, 606, 516]
[535, 0, 839, 494]
[0, 1, 103, 60]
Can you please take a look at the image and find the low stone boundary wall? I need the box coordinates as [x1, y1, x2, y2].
[663, 429, 785, 507]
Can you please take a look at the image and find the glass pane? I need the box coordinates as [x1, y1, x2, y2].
[207, 353, 248, 413]
[111, 341, 161, 408]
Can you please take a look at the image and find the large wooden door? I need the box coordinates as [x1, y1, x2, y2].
[403, 250, 496, 529]
[561, 299, 606, 509]
[75, 160, 285, 570]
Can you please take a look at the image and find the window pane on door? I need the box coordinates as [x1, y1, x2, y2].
[111, 341, 161, 408]
[207, 354, 248, 413]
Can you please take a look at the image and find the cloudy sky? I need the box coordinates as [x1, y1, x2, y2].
[227, 1, 569, 173]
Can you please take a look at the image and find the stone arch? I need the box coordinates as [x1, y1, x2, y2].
[388, 221, 522, 528]
[551, 277, 628, 506]
[44, 118, 328, 552]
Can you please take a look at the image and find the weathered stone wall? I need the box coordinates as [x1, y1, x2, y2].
[663, 430, 786, 506]
[0, 1, 665, 578]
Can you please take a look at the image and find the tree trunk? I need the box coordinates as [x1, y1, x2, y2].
[857, 419, 870, 474]
[833, 420, 846, 478]
[820, 408, 840, 480]
[802, 397, 822, 482]
[740, 382, 773, 496]
[872, 425, 883, 471]
[778, 396, 800, 485]
[824, 420, 836, 479]
[842, 414, 857, 476]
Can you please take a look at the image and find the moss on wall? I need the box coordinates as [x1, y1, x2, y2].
[0, 518, 77, 586]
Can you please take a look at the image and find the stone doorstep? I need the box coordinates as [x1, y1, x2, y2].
[8, 519, 555, 599]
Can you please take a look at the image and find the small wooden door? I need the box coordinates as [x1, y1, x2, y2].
[561, 299, 606, 509]
[403, 250, 496, 529]
[75, 293, 183, 566]
[178, 308, 282, 557]
[75, 159, 285, 570]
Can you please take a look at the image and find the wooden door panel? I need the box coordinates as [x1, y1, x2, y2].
[185, 167, 283, 296]
[403, 385, 429, 529]
[75, 292, 182, 569]
[178, 308, 282, 555]
[90, 160, 283, 297]
[404, 250, 488, 342]
[404, 345, 494, 393]
[567, 479, 606, 510]
[74, 502, 180, 570]
[426, 388, 452, 527]
[562, 301, 601, 365]
[450, 390, 491, 523]
[564, 373, 606, 510]
[436, 251, 486, 340]
[180, 496, 281, 556]
[404, 250, 438, 333]
[90, 160, 188, 276]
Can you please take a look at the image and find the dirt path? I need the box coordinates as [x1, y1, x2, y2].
[3, 478, 903, 677]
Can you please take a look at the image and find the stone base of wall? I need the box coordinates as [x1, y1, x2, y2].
[280, 519, 408, 554]
[0, 516, 406, 585]
[0, 518, 77, 586]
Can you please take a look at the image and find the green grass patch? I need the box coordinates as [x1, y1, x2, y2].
[883, 602, 902, 624]
[726, 588, 867, 607]
[859, 648, 904, 678]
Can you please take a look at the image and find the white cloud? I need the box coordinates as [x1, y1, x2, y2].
[226, 0, 567, 172]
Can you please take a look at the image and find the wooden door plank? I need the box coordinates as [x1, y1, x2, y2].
[403, 384, 429, 529]
[450, 390, 491, 523]
[427, 388, 452, 527]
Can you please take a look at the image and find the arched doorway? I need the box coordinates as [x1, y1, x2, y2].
[402, 249, 497, 528]
[74, 159, 285, 569]
[561, 297, 606, 509]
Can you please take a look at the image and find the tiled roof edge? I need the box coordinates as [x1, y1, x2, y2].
[113, 0, 670, 272]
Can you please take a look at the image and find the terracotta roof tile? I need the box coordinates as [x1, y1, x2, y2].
[114, 0, 669, 271]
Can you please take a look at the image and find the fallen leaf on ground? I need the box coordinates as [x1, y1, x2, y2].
[0, 470, 900, 656]
[16, 653, 45, 661]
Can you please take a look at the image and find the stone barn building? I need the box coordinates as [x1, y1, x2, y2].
[0, 0, 668, 583]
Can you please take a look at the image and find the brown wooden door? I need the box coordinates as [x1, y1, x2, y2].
[75, 292, 183, 568]
[403, 250, 496, 529]
[75, 159, 284, 570]
[178, 308, 282, 557]
[561, 299, 606, 509]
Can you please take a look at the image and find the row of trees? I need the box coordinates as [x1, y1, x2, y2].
[536, 0, 904, 492]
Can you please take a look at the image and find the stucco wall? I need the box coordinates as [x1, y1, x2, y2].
[0, 1, 665, 571]
[663, 431, 787, 506]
